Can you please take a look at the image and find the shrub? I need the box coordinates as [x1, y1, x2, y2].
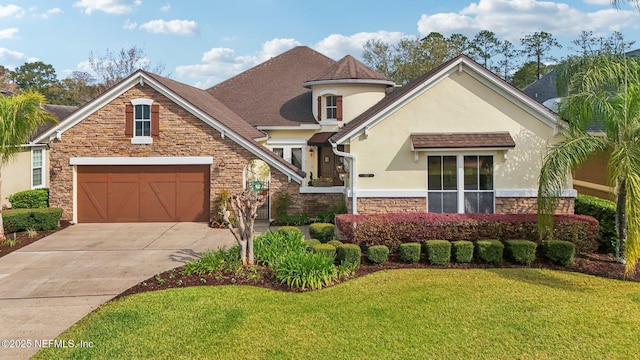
[451, 241, 474, 263]
[308, 223, 335, 243]
[367, 245, 389, 264]
[504, 240, 537, 265]
[304, 239, 321, 251]
[313, 243, 336, 259]
[3, 208, 62, 233]
[328, 240, 343, 248]
[399, 242, 421, 263]
[475, 240, 504, 265]
[182, 246, 241, 275]
[272, 191, 291, 219]
[336, 244, 361, 267]
[277, 226, 302, 235]
[575, 194, 616, 253]
[8, 188, 49, 209]
[274, 252, 337, 290]
[254, 231, 306, 268]
[544, 240, 575, 266]
[273, 214, 312, 226]
[424, 240, 451, 265]
[335, 213, 598, 253]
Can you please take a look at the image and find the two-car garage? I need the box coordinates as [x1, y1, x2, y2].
[73, 158, 212, 223]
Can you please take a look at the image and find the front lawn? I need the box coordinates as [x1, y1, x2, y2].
[35, 269, 640, 359]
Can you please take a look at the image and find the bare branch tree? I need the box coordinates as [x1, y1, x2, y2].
[89, 45, 167, 92]
[220, 191, 265, 266]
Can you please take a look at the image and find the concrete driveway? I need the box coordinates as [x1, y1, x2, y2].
[0, 222, 238, 360]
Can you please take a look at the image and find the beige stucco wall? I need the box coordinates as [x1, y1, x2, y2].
[263, 129, 317, 185]
[350, 70, 559, 191]
[311, 84, 387, 124]
[1, 149, 38, 209]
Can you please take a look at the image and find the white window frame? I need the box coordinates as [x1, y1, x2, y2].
[427, 154, 495, 214]
[31, 147, 45, 189]
[318, 90, 339, 126]
[267, 138, 306, 171]
[325, 95, 337, 120]
[130, 98, 153, 144]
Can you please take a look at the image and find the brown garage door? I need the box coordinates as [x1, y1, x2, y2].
[78, 165, 210, 222]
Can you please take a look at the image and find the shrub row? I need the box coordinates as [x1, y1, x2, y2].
[3, 208, 63, 233]
[308, 223, 335, 243]
[8, 188, 49, 209]
[335, 213, 598, 253]
[361, 240, 574, 266]
[574, 194, 616, 253]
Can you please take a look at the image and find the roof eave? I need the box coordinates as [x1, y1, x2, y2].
[303, 79, 395, 89]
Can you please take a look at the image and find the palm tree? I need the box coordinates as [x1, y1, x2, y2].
[538, 55, 640, 275]
[0, 90, 56, 240]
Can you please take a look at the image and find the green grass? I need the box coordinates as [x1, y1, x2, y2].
[34, 269, 640, 359]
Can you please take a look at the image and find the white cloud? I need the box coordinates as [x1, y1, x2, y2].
[0, 4, 24, 18]
[313, 31, 408, 59]
[123, 19, 138, 30]
[0, 47, 29, 67]
[0, 28, 18, 39]
[73, 0, 141, 15]
[139, 19, 198, 35]
[583, 0, 611, 5]
[161, 3, 171, 12]
[417, 0, 638, 42]
[35, 7, 62, 19]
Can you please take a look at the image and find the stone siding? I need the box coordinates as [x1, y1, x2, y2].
[495, 197, 574, 214]
[48, 84, 310, 221]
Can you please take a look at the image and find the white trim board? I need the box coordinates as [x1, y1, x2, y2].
[343, 188, 577, 198]
[69, 156, 214, 166]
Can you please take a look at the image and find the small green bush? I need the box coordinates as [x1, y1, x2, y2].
[8, 188, 49, 209]
[328, 240, 343, 248]
[424, 240, 451, 265]
[277, 226, 302, 235]
[504, 240, 537, 265]
[399, 242, 421, 263]
[336, 244, 361, 267]
[451, 241, 474, 263]
[475, 240, 504, 265]
[308, 223, 335, 243]
[3, 208, 62, 233]
[272, 191, 291, 219]
[304, 239, 321, 251]
[575, 194, 616, 253]
[544, 240, 575, 266]
[367, 245, 389, 264]
[274, 252, 337, 290]
[313, 243, 336, 259]
[254, 231, 306, 268]
[274, 214, 312, 226]
[182, 246, 241, 275]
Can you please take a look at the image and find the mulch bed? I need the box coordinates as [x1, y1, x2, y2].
[0, 220, 72, 258]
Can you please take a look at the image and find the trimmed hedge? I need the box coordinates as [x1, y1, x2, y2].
[3, 208, 63, 233]
[424, 240, 451, 265]
[452, 241, 474, 263]
[304, 239, 321, 251]
[277, 226, 303, 235]
[328, 240, 343, 248]
[313, 243, 336, 259]
[399, 242, 421, 263]
[336, 244, 361, 267]
[504, 240, 537, 265]
[8, 188, 49, 209]
[308, 223, 335, 243]
[544, 240, 575, 266]
[335, 213, 598, 253]
[475, 240, 504, 265]
[575, 194, 616, 253]
[367, 245, 389, 264]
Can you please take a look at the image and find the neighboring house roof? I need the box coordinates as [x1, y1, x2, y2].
[302, 55, 395, 87]
[410, 132, 516, 150]
[521, 70, 558, 104]
[331, 55, 562, 145]
[33, 70, 305, 183]
[207, 46, 335, 128]
[31, 104, 79, 141]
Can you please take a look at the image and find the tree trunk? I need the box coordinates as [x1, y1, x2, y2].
[0, 177, 4, 242]
[239, 239, 248, 266]
[616, 181, 627, 264]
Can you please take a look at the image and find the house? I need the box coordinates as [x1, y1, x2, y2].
[1, 104, 76, 209]
[31, 46, 573, 223]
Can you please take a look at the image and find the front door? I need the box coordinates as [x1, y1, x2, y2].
[318, 146, 344, 186]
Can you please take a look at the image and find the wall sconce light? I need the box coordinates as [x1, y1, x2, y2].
[309, 147, 314, 154]
[218, 159, 226, 169]
[338, 172, 347, 181]
[336, 164, 344, 172]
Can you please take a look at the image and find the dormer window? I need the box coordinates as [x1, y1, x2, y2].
[317, 94, 342, 123]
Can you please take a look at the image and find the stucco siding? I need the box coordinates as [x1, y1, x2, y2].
[1, 150, 31, 208]
[312, 84, 387, 123]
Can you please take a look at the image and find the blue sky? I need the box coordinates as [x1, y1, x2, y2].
[1, 0, 639, 88]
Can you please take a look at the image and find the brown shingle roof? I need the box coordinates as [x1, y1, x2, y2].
[304, 55, 393, 85]
[207, 46, 336, 127]
[31, 104, 78, 141]
[410, 132, 515, 149]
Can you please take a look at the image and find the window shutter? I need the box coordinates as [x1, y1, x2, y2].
[317, 96, 322, 121]
[125, 104, 133, 136]
[336, 96, 343, 121]
[151, 103, 160, 137]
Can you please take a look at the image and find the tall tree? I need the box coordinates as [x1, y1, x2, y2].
[9, 61, 59, 99]
[520, 31, 562, 80]
[496, 40, 518, 82]
[471, 30, 501, 69]
[0, 91, 56, 240]
[89, 45, 166, 92]
[538, 55, 640, 274]
[362, 39, 394, 81]
[512, 61, 551, 89]
[570, 30, 635, 57]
